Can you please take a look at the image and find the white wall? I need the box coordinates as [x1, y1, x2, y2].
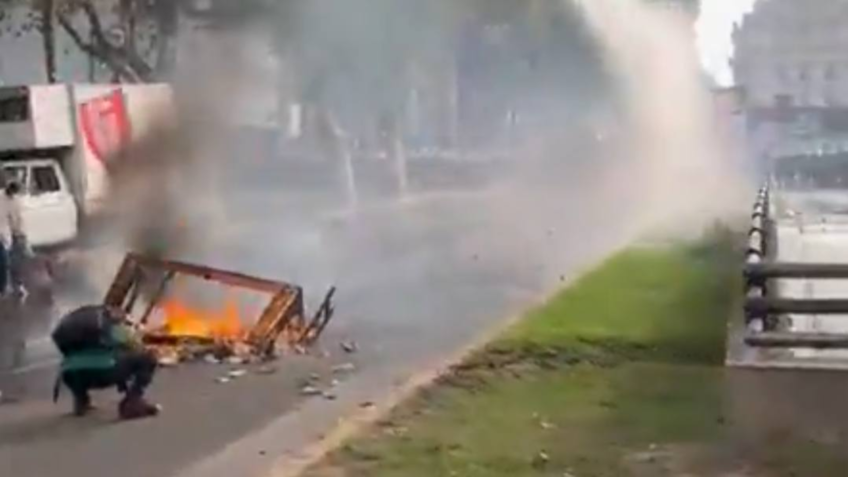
[30, 85, 74, 148]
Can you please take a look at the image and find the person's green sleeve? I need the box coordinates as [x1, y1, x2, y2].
[110, 324, 143, 350]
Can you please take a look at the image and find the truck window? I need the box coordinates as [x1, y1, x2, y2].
[2, 166, 27, 190]
[31, 166, 61, 195]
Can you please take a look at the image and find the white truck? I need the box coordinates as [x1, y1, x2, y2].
[0, 83, 175, 248]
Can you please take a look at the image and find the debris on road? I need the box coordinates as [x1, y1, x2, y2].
[332, 362, 356, 374]
[322, 391, 337, 401]
[532, 450, 550, 468]
[256, 365, 277, 375]
[158, 352, 180, 367]
[301, 385, 322, 396]
[340, 340, 358, 354]
[216, 377, 232, 384]
[227, 369, 247, 379]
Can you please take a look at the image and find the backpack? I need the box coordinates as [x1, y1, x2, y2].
[51, 306, 114, 355]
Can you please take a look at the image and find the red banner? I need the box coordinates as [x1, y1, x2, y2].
[79, 90, 132, 165]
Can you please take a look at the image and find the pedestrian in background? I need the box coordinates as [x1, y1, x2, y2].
[5, 181, 29, 299]
[0, 171, 10, 296]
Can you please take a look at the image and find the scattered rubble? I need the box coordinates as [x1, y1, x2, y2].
[341, 341, 359, 354]
[158, 353, 180, 367]
[531, 450, 550, 469]
[216, 377, 231, 384]
[322, 391, 337, 401]
[256, 365, 277, 375]
[332, 362, 356, 374]
[228, 369, 247, 379]
[301, 385, 322, 396]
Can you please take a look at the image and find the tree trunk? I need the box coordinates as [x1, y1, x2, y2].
[88, 27, 96, 82]
[40, 0, 57, 83]
[152, 0, 179, 77]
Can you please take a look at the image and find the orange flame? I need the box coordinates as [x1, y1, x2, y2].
[160, 297, 244, 340]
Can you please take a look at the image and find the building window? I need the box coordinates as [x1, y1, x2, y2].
[0, 88, 29, 123]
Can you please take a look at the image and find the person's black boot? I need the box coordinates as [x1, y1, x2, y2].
[72, 393, 93, 417]
[118, 396, 160, 420]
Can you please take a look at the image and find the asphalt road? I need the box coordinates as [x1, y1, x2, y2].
[0, 157, 640, 477]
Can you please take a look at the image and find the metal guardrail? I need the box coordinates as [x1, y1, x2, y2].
[743, 186, 772, 309]
[742, 185, 848, 349]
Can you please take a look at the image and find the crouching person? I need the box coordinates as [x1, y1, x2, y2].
[51, 305, 160, 420]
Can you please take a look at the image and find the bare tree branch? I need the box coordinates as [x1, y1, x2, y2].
[80, 0, 153, 80]
[56, 7, 141, 82]
[75, 0, 152, 81]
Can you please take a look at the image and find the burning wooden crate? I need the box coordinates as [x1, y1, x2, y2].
[103, 253, 336, 362]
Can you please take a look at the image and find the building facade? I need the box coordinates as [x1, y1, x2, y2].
[733, 0, 848, 109]
[733, 0, 848, 162]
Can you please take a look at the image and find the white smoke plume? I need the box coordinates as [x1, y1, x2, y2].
[573, 0, 751, 238]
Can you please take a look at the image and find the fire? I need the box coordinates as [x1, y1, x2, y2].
[159, 297, 244, 340]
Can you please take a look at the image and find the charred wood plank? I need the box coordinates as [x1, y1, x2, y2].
[129, 253, 296, 294]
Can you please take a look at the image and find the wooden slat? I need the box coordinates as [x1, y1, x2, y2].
[103, 255, 139, 307]
[130, 253, 294, 294]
